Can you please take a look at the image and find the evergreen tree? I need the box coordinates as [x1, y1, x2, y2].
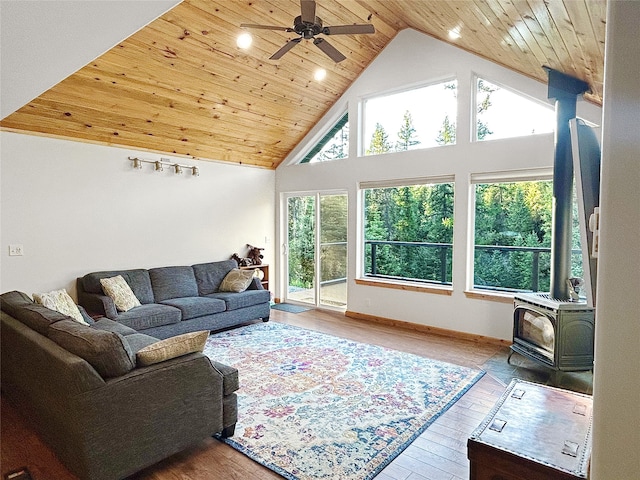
[395, 111, 420, 151]
[317, 123, 349, 162]
[436, 115, 456, 145]
[366, 123, 392, 155]
[476, 79, 497, 140]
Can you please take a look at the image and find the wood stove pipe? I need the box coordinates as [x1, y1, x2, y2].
[545, 68, 589, 300]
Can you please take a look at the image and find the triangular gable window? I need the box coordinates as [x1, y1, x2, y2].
[299, 113, 348, 164]
[475, 77, 555, 141]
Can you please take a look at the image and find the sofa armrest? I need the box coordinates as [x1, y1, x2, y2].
[77, 278, 118, 319]
[247, 277, 264, 290]
[70, 353, 228, 480]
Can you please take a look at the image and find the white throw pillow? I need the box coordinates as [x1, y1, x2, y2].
[136, 331, 209, 367]
[219, 268, 255, 293]
[100, 275, 141, 312]
[33, 288, 88, 325]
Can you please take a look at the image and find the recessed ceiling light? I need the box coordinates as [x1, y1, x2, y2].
[314, 68, 327, 82]
[448, 28, 461, 40]
[237, 32, 252, 49]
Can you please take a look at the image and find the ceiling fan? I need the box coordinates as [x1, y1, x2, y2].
[241, 0, 375, 63]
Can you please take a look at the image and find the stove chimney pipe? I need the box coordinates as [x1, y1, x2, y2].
[545, 68, 589, 300]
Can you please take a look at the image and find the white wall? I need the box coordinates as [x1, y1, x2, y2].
[276, 29, 602, 340]
[0, 132, 275, 297]
[591, 1, 640, 478]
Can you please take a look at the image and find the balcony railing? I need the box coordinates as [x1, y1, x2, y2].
[365, 240, 581, 292]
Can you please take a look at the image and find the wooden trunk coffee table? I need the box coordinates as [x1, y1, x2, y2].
[467, 379, 592, 480]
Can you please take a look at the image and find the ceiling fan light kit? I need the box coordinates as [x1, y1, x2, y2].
[241, 0, 375, 63]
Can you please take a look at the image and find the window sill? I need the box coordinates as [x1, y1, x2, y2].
[355, 278, 453, 296]
[464, 290, 515, 304]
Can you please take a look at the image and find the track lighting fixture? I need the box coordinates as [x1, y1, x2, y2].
[128, 157, 201, 177]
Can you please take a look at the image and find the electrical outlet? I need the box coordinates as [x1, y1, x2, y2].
[9, 244, 24, 256]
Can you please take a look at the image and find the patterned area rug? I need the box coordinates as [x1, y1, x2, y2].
[204, 322, 484, 480]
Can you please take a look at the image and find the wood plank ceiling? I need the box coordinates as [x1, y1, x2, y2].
[0, 0, 606, 169]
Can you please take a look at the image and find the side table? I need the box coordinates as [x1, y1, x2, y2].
[467, 379, 592, 480]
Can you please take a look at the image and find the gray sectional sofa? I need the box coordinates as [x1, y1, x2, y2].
[77, 259, 270, 339]
[0, 290, 239, 480]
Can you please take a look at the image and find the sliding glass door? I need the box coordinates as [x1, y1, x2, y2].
[285, 193, 347, 309]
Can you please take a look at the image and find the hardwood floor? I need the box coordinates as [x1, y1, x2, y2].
[1, 308, 592, 480]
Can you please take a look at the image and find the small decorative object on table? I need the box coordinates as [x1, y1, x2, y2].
[246, 244, 264, 265]
[231, 244, 265, 267]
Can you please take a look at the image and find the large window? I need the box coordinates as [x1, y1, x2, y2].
[363, 80, 458, 155]
[472, 172, 583, 293]
[362, 178, 454, 285]
[475, 77, 555, 141]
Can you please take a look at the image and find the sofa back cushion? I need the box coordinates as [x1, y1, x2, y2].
[48, 319, 136, 378]
[149, 266, 198, 302]
[192, 260, 238, 295]
[81, 269, 155, 304]
[1, 290, 35, 317]
[1, 291, 69, 335]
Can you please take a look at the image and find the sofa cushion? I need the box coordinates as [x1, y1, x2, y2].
[81, 269, 155, 304]
[77, 305, 96, 325]
[48, 319, 135, 378]
[112, 303, 182, 331]
[207, 289, 271, 311]
[122, 332, 159, 354]
[136, 331, 209, 367]
[1, 290, 36, 317]
[33, 288, 88, 325]
[192, 260, 237, 295]
[149, 266, 198, 302]
[92, 318, 138, 336]
[99, 275, 141, 312]
[219, 268, 255, 293]
[160, 296, 226, 320]
[8, 302, 69, 335]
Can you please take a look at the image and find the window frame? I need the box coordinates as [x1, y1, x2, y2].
[359, 77, 458, 157]
[358, 175, 456, 293]
[472, 74, 555, 143]
[467, 168, 556, 296]
[298, 112, 349, 164]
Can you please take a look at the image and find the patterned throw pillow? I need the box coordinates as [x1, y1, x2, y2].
[33, 288, 89, 325]
[136, 330, 209, 366]
[219, 268, 254, 293]
[100, 275, 141, 312]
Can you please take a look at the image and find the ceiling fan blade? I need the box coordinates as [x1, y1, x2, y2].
[313, 37, 346, 63]
[270, 38, 302, 60]
[323, 24, 375, 35]
[300, 0, 316, 24]
[241, 23, 292, 32]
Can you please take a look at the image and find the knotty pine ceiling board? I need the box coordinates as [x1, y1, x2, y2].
[1, 0, 606, 169]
